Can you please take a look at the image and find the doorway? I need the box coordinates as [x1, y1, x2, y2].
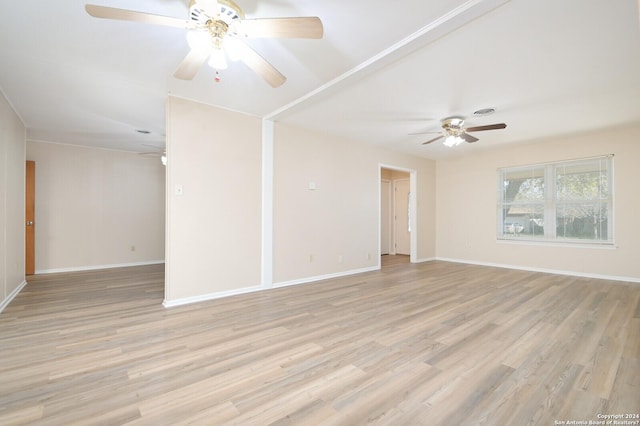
[380, 165, 416, 264]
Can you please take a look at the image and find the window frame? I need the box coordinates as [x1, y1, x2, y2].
[497, 155, 614, 246]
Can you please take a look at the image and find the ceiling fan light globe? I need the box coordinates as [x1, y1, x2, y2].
[444, 136, 457, 147]
[208, 48, 228, 69]
[443, 135, 464, 147]
[187, 30, 212, 53]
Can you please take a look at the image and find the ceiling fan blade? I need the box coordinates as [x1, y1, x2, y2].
[460, 133, 479, 143]
[85, 4, 193, 29]
[233, 17, 324, 39]
[408, 130, 441, 136]
[173, 49, 210, 80]
[422, 135, 444, 145]
[240, 44, 286, 87]
[466, 123, 507, 132]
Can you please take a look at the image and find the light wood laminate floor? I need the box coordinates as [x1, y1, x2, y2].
[381, 254, 410, 267]
[0, 261, 638, 425]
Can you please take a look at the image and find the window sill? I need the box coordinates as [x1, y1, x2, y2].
[496, 238, 617, 250]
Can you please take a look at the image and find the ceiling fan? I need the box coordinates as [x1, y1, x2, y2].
[84, 0, 324, 87]
[138, 144, 167, 165]
[417, 117, 507, 147]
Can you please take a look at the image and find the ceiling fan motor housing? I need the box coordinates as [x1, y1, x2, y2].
[442, 117, 465, 136]
[189, 0, 244, 25]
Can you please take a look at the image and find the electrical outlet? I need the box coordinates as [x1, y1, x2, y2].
[309, 254, 313, 262]
[338, 255, 343, 263]
[131, 245, 136, 252]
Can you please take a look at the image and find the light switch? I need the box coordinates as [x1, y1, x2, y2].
[175, 184, 184, 196]
[308, 181, 317, 190]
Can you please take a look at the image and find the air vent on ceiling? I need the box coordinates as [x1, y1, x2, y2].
[473, 108, 495, 116]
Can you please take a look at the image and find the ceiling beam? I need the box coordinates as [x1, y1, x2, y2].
[265, 0, 512, 121]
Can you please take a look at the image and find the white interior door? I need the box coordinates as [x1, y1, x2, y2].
[381, 180, 391, 255]
[394, 179, 410, 255]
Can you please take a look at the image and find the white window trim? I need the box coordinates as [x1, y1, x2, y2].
[497, 155, 614, 246]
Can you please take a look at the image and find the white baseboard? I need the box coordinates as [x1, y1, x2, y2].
[273, 266, 380, 289]
[35, 260, 165, 275]
[0, 280, 27, 314]
[163, 265, 381, 308]
[163, 284, 263, 308]
[412, 257, 436, 263]
[436, 257, 640, 284]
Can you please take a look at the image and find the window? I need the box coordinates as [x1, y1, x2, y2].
[497, 156, 613, 244]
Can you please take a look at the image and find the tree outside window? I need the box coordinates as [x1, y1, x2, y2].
[498, 156, 613, 244]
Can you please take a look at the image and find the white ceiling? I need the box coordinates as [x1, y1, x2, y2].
[1, 0, 639, 159]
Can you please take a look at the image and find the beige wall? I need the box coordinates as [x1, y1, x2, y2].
[436, 124, 640, 280]
[26, 141, 165, 272]
[381, 168, 410, 180]
[0, 90, 26, 311]
[166, 96, 639, 304]
[165, 96, 263, 303]
[273, 123, 436, 284]
[164, 99, 436, 302]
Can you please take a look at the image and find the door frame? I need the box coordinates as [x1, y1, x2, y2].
[379, 164, 417, 267]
